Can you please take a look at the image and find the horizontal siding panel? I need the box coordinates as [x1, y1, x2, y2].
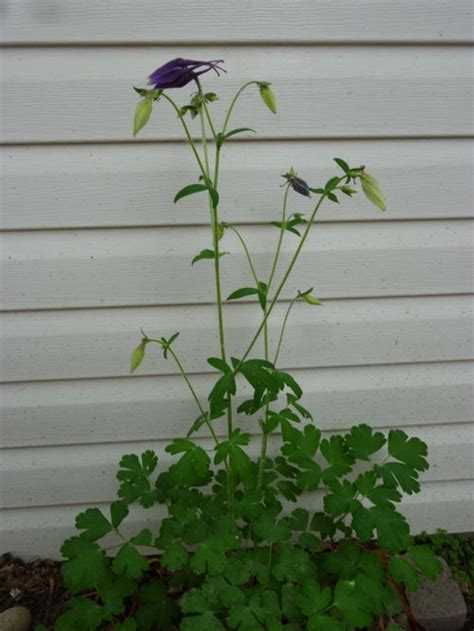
[1, 1, 472, 44]
[1, 423, 472, 509]
[1, 296, 472, 382]
[1, 139, 473, 230]
[1, 46, 473, 143]
[2, 220, 472, 310]
[1, 362, 472, 448]
[2, 479, 472, 559]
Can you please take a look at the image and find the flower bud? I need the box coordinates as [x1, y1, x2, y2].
[258, 82, 277, 114]
[130, 341, 146, 373]
[133, 98, 152, 137]
[360, 172, 386, 211]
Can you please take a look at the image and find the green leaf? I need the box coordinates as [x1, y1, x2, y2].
[98, 574, 135, 619]
[333, 579, 373, 628]
[161, 541, 189, 571]
[166, 440, 212, 487]
[110, 500, 129, 529]
[215, 429, 252, 480]
[272, 543, 314, 583]
[227, 286, 260, 301]
[181, 587, 210, 614]
[191, 541, 228, 575]
[387, 623, 406, 631]
[115, 620, 137, 631]
[192, 248, 227, 266]
[133, 98, 152, 137]
[130, 528, 153, 546]
[137, 579, 178, 630]
[311, 512, 336, 539]
[380, 461, 421, 494]
[295, 579, 332, 616]
[407, 545, 443, 580]
[320, 435, 355, 477]
[388, 429, 429, 472]
[181, 612, 225, 631]
[112, 542, 148, 580]
[216, 127, 256, 149]
[75, 507, 112, 542]
[252, 513, 291, 544]
[224, 558, 252, 586]
[207, 356, 231, 373]
[130, 342, 146, 373]
[56, 597, 103, 631]
[324, 479, 356, 517]
[334, 157, 350, 173]
[308, 616, 346, 631]
[389, 554, 420, 591]
[360, 171, 386, 211]
[116, 451, 159, 508]
[258, 82, 277, 114]
[370, 506, 412, 552]
[208, 372, 236, 416]
[174, 183, 209, 203]
[345, 423, 386, 460]
[61, 537, 109, 593]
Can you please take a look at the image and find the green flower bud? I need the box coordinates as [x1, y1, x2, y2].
[360, 172, 386, 211]
[130, 341, 146, 373]
[258, 82, 277, 114]
[133, 97, 152, 137]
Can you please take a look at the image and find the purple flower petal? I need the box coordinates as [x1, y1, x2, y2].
[148, 58, 225, 89]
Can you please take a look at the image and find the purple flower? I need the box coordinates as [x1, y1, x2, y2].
[148, 58, 225, 90]
[289, 176, 311, 197]
[282, 171, 312, 197]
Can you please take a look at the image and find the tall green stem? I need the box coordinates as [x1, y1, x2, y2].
[197, 83, 235, 515]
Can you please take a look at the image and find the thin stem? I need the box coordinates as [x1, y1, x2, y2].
[168, 348, 220, 444]
[222, 81, 258, 136]
[196, 82, 211, 177]
[161, 93, 207, 178]
[147, 339, 219, 445]
[263, 185, 290, 359]
[201, 94, 218, 141]
[267, 186, 290, 293]
[227, 225, 260, 286]
[273, 295, 299, 365]
[256, 431, 268, 490]
[213, 81, 257, 189]
[234, 181, 343, 373]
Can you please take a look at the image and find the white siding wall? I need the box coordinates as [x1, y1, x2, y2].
[1, 1, 473, 558]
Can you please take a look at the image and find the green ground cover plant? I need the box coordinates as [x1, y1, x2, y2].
[44, 57, 443, 630]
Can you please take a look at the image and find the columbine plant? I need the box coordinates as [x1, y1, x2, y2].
[52, 58, 442, 631]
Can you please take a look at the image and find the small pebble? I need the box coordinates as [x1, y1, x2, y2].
[0, 606, 32, 631]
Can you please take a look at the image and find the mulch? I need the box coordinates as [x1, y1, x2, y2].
[0, 553, 69, 626]
[1, 551, 473, 630]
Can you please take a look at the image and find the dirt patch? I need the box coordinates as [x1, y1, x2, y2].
[0, 553, 69, 627]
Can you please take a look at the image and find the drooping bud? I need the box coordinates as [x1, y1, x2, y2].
[360, 171, 386, 211]
[258, 82, 277, 114]
[133, 98, 152, 137]
[282, 169, 311, 197]
[298, 288, 323, 306]
[130, 341, 147, 373]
